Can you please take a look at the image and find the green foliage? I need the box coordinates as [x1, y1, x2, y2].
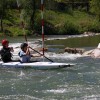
[18, 0, 37, 31]
[6, 27, 31, 36]
[1, 0, 100, 36]
[30, 10, 100, 35]
[90, 0, 100, 21]
[34, 10, 99, 35]
[56, 21, 79, 35]
[87, 21, 100, 32]
[7, 27, 22, 36]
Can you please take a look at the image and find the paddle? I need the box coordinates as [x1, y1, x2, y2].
[29, 47, 54, 62]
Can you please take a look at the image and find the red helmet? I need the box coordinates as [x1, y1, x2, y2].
[2, 39, 9, 46]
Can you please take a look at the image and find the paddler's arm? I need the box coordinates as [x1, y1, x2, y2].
[9, 47, 14, 52]
[26, 46, 31, 55]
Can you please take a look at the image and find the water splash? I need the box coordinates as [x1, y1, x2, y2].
[9, 42, 83, 61]
[46, 52, 82, 60]
[18, 71, 25, 77]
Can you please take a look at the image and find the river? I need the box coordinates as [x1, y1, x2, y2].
[0, 35, 100, 100]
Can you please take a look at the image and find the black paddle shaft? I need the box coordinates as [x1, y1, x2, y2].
[30, 47, 54, 62]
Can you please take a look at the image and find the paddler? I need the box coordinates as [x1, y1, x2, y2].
[18, 43, 42, 63]
[0, 39, 14, 62]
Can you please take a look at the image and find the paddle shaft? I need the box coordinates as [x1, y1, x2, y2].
[30, 47, 54, 62]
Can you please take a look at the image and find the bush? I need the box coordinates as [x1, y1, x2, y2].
[6, 27, 30, 36]
[55, 21, 80, 35]
[88, 22, 100, 32]
[78, 19, 100, 33]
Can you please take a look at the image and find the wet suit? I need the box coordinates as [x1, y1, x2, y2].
[0, 47, 12, 62]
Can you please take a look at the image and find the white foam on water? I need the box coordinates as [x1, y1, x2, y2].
[81, 95, 100, 100]
[46, 34, 96, 41]
[18, 71, 25, 77]
[46, 52, 82, 60]
[43, 89, 67, 94]
[0, 46, 2, 49]
[0, 95, 43, 100]
[10, 43, 21, 48]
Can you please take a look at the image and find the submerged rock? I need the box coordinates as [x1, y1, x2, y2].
[64, 47, 84, 54]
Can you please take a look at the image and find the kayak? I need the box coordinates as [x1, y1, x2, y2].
[0, 61, 75, 70]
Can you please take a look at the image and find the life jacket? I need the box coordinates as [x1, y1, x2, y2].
[0, 47, 12, 62]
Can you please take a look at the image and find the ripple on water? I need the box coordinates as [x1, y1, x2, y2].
[0, 95, 43, 100]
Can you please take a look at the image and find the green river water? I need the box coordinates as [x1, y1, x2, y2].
[0, 35, 100, 100]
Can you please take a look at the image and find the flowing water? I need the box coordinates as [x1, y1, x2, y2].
[0, 35, 100, 100]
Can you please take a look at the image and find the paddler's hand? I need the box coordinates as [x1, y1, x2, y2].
[40, 54, 43, 56]
[10, 47, 14, 52]
[27, 46, 31, 49]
